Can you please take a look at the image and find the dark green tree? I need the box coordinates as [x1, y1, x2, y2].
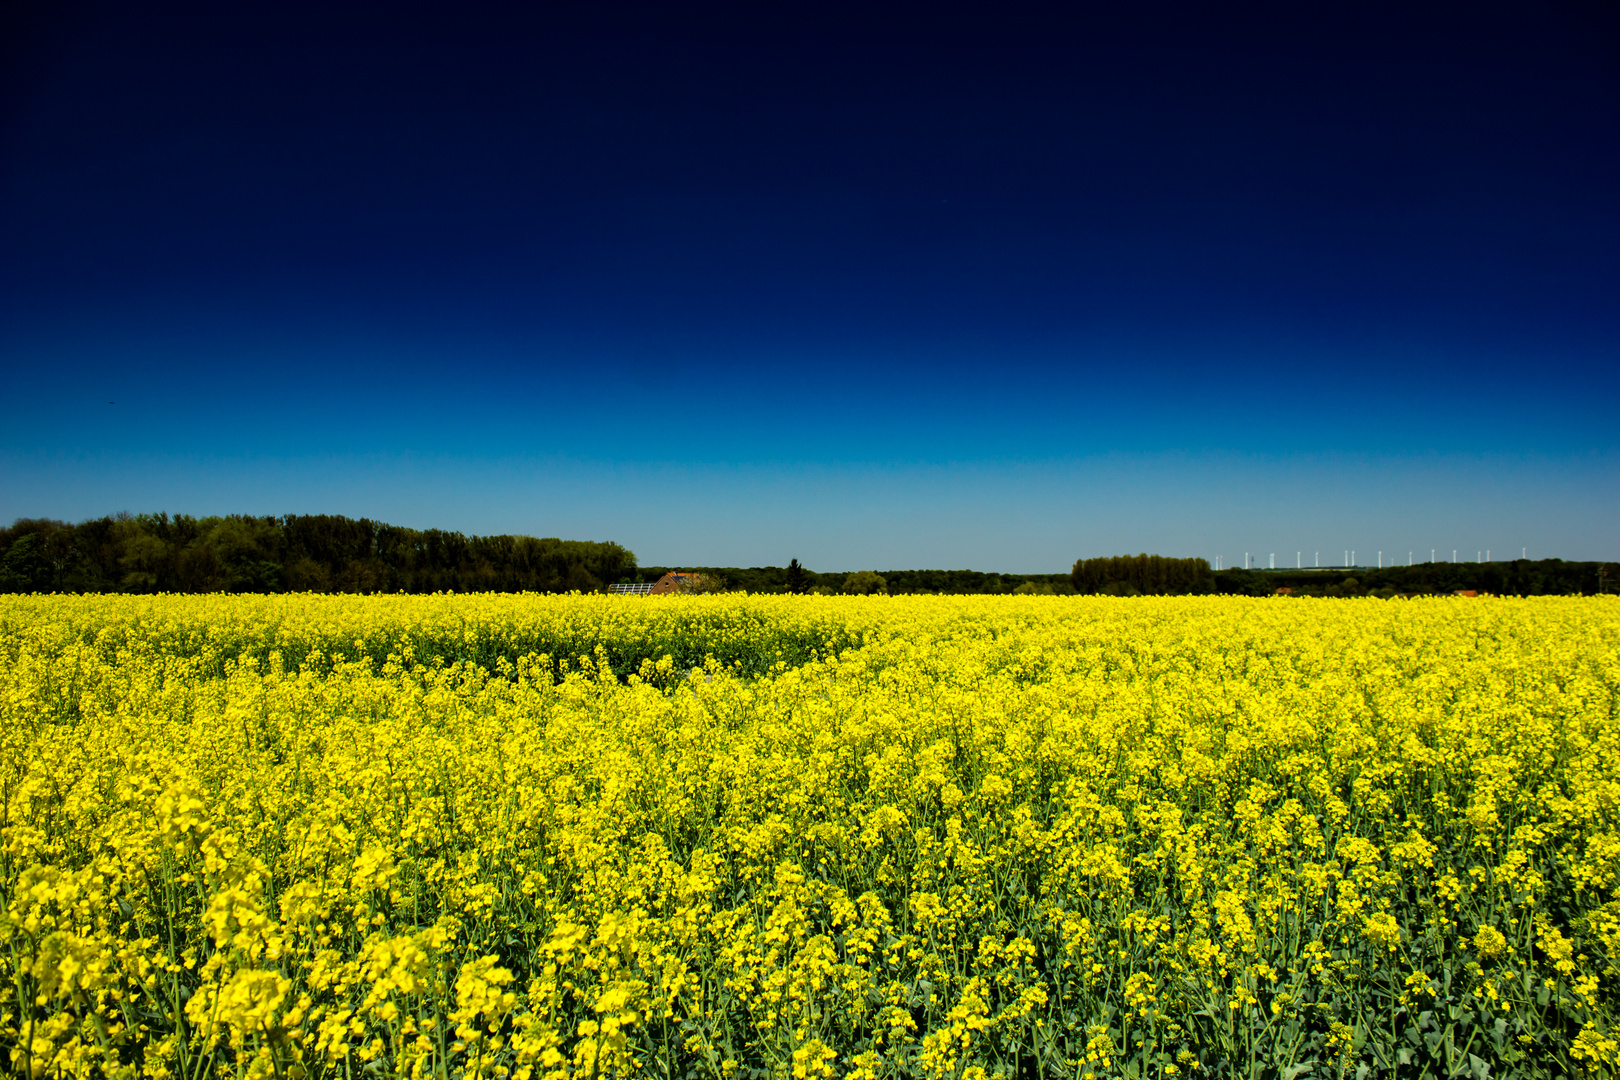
[0, 533, 54, 592]
[1072, 554, 1214, 595]
[842, 570, 887, 595]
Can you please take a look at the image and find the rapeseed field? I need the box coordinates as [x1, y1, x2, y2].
[3, 593, 1618, 1079]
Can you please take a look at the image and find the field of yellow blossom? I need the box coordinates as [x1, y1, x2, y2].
[4, 593, 1620, 1079]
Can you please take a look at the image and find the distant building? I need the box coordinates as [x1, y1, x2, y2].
[650, 572, 700, 595]
[608, 572, 706, 596]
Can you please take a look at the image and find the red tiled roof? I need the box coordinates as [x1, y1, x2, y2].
[650, 571, 698, 595]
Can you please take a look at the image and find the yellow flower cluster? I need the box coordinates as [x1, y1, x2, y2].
[2, 593, 1619, 1078]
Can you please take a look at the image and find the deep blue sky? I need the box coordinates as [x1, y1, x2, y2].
[3, 1, 1616, 568]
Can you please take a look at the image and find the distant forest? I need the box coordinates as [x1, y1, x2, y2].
[0, 514, 1612, 596]
[0, 514, 635, 594]
[637, 565, 1081, 595]
[1207, 560, 1616, 598]
[645, 557, 1617, 597]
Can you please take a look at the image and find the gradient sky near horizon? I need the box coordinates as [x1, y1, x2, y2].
[2, 1, 1617, 570]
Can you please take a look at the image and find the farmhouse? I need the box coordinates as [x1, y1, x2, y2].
[650, 571, 699, 594]
[608, 572, 702, 596]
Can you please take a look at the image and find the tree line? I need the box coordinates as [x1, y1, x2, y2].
[1209, 559, 1617, 598]
[636, 565, 1078, 595]
[1067, 554, 1617, 598]
[595, 556, 1620, 598]
[4, 519, 1609, 597]
[1071, 554, 1214, 595]
[0, 514, 636, 594]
